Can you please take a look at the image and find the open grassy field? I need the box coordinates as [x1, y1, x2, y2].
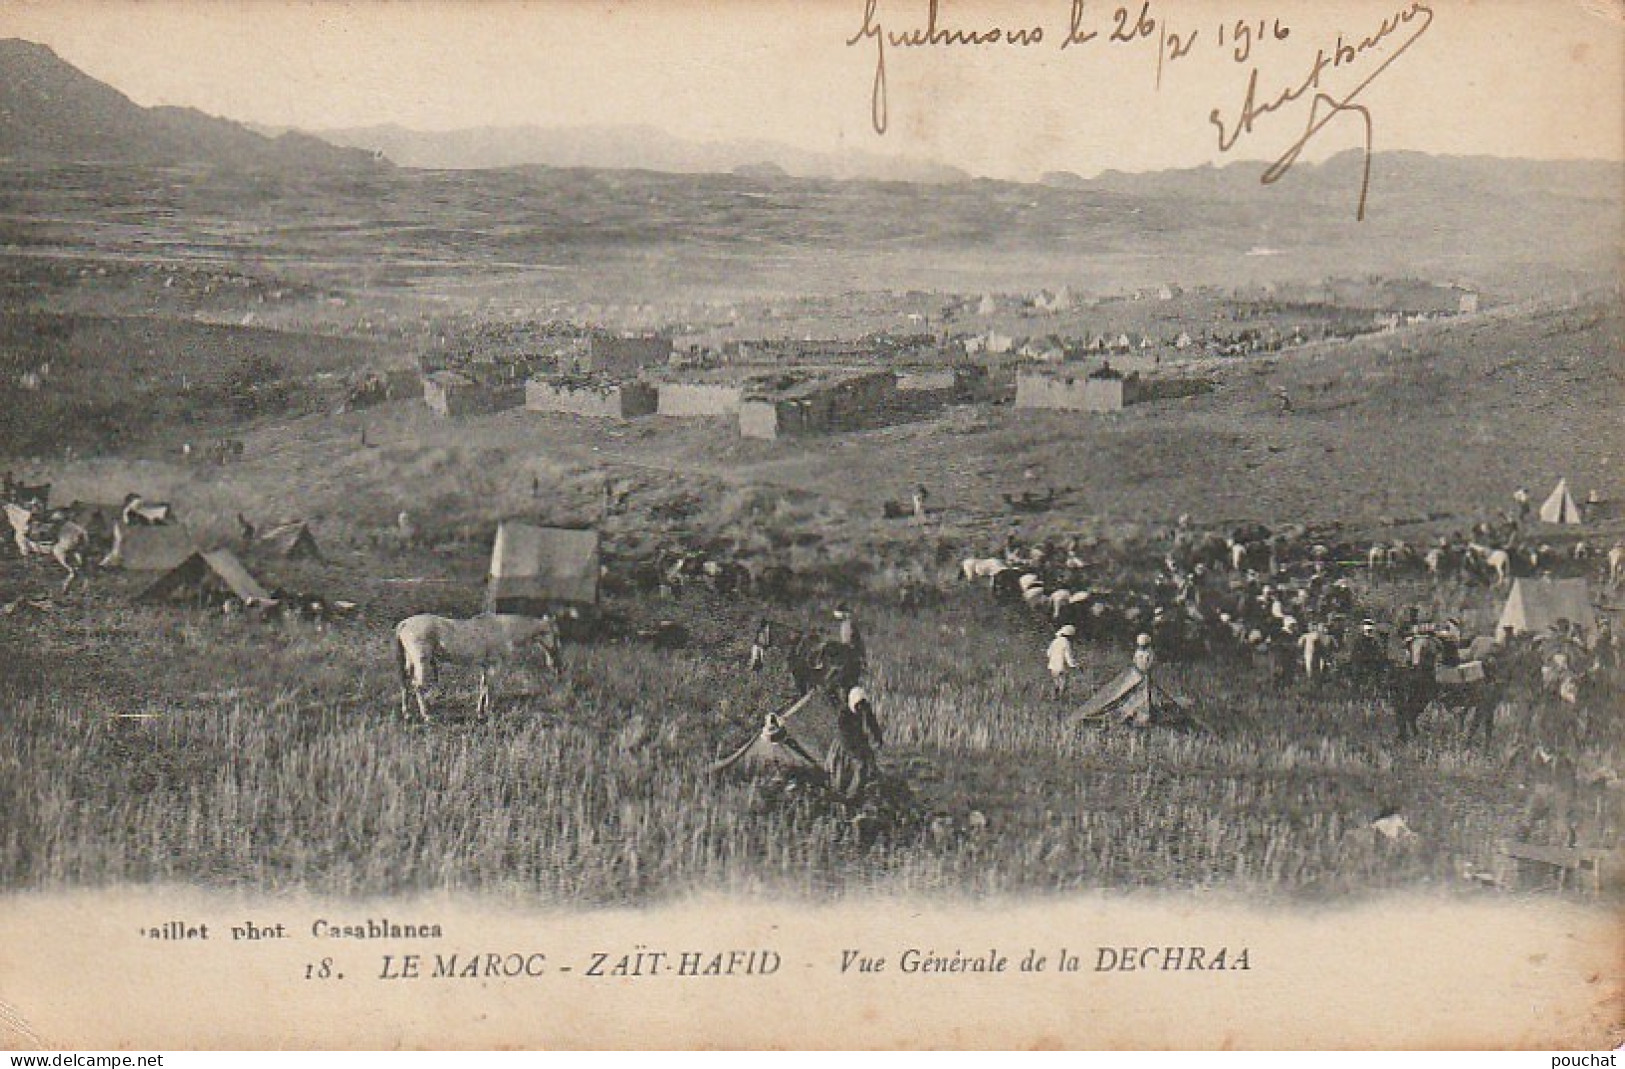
[4, 551, 1619, 903]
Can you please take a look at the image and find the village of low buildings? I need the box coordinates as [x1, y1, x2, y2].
[417, 277, 1484, 438]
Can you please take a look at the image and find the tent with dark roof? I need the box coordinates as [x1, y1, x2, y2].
[136, 548, 273, 605]
[709, 714, 826, 777]
[255, 520, 321, 560]
[710, 689, 842, 778]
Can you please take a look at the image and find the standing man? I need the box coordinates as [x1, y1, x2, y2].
[1049, 624, 1080, 699]
[748, 617, 773, 673]
[826, 685, 885, 798]
[1133, 633, 1157, 677]
[833, 603, 867, 685]
[1348, 619, 1386, 694]
[1513, 487, 1531, 523]
[911, 483, 929, 523]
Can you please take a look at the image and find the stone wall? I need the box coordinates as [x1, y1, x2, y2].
[525, 378, 658, 419]
[657, 382, 746, 417]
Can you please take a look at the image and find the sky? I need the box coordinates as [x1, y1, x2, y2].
[2, 0, 1622, 180]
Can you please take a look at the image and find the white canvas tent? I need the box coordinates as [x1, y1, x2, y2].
[1070, 667, 1193, 728]
[485, 521, 600, 612]
[101, 523, 197, 572]
[1496, 577, 1597, 637]
[1538, 479, 1582, 525]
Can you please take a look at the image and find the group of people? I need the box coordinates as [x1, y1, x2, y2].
[748, 603, 886, 798]
[1047, 625, 1158, 722]
[989, 496, 1621, 737]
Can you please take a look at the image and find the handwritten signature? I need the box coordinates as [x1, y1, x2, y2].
[845, 1, 1435, 220]
[1210, 2, 1435, 220]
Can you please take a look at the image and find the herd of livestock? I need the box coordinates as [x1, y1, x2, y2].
[3, 465, 1622, 747]
[957, 512, 1622, 741]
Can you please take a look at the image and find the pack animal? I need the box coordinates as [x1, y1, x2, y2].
[960, 556, 1008, 585]
[394, 613, 563, 721]
[1468, 543, 1511, 588]
[3, 503, 89, 593]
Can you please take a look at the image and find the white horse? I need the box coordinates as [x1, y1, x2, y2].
[1469, 543, 1511, 588]
[394, 613, 563, 721]
[4, 503, 88, 594]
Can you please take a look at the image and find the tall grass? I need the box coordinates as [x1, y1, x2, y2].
[1, 575, 1618, 903]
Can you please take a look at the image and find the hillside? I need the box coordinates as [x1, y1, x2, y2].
[1, 151, 1617, 309]
[0, 39, 384, 173]
[20, 300, 1620, 565]
[299, 121, 972, 184]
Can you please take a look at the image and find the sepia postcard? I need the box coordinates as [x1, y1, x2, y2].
[0, 0, 1621, 1051]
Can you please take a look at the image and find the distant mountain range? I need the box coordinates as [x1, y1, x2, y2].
[278, 122, 973, 184]
[0, 34, 1617, 302]
[0, 38, 383, 173]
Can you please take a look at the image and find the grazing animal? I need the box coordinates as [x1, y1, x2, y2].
[960, 556, 1007, 584]
[3, 503, 88, 593]
[394, 613, 563, 721]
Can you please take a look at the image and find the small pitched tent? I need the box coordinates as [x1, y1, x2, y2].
[1070, 668, 1194, 729]
[101, 523, 197, 572]
[137, 548, 272, 605]
[710, 689, 843, 777]
[1497, 577, 1597, 638]
[709, 714, 825, 777]
[1539, 479, 1583, 525]
[256, 521, 321, 560]
[485, 521, 599, 613]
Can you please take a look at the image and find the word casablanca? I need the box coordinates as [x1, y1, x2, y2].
[840, 945, 1252, 974]
[140, 917, 446, 941]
